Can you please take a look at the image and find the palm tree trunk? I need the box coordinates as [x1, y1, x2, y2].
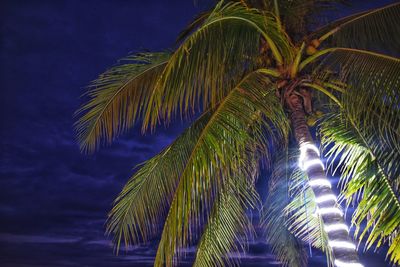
[287, 94, 362, 267]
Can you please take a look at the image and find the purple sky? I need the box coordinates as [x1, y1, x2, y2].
[0, 0, 395, 266]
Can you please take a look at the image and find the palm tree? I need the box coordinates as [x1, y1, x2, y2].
[75, 1, 400, 266]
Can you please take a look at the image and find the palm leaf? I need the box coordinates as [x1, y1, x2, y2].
[193, 139, 264, 267]
[305, 48, 400, 152]
[142, 1, 293, 130]
[285, 167, 334, 267]
[193, 173, 259, 267]
[106, 111, 210, 250]
[310, 2, 400, 53]
[319, 112, 400, 265]
[154, 71, 288, 266]
[75, 52, 169, 153]
[318, 48, 400, 188]
[262, 152, 308, 267]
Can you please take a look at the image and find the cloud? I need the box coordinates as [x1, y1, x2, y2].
[0, 233, 82, 244]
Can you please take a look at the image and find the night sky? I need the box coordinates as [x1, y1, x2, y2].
[0, 0, 395, 266]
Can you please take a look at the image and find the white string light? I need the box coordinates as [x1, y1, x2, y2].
[309, 178, 332, 188]
[303, 158, 325, 171]
[329, 240, 356, 250]
[298, 142, 363, 267]
[298, 143, 321, 170]
[317, 207, 343, 216]
[316, 194, 337, 203]
[325, 223, 349, 233]
[334, 260, 364, 267]
[299, 143, 320, 156]
[299, 143, 320, 163]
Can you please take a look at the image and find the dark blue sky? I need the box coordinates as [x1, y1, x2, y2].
[0, 0, 395, 266]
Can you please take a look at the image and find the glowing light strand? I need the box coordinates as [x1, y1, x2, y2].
[316, 194, 337, 203]
[303, 158, 325, 171]
[325, 223, 349, 233]
[300, 143, 320, 156]
[299, 143, 363, 267]
[334, 260, 364, 267]
[298, 143, 320, 170]
[316, 207, 344, 216]
[329, 240, 356, 250]
[309, 178, 332, 188]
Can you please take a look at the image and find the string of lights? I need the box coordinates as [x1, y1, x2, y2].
[334, 260, 365, 267]
[298, 142, 364, 267]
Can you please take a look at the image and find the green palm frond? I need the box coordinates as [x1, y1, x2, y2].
[317, 48, 400, 188]
[302, 47, 400, 80]
[322, 48, 400, 81]
[340, 92, 400, 193]
[143, 1, 294, 130]
[193, 175, 259, 267]
[285, 168, 334, 267]
[262, 152, 308, 267]
[106, 111, 210, 251]
[154, 71, 288, 267]
[75, 52, 169, 153]
[309, 48, 400, 144]
[319, 112, 400, 265]
[310, 2, 400, 52]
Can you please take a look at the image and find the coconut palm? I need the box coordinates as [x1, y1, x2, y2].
[75, 1, 400, 266]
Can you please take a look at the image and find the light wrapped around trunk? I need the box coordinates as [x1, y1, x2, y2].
[298, 142, 364, 267]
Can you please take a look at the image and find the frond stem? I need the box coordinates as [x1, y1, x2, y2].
[299, 47, 400, 71]
[290, 42, 305, 78]
[323, 82, 345, 94]
[257, 68, 281, 78]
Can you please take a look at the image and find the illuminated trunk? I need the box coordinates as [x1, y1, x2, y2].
[288, 94, 362, 267]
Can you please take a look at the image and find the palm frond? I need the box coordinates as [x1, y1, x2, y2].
[319, 112, 400, 265]
[310, 2, 400, 53]
[75, 52, 169, 153]
[106, 112, 210, 251]
[143, 1, 294, 130]
[318, 48, 400, 188]
[309, 48, 400, 150]
[106, 69, 288, 265]
[262, 152, 308, 267]
[285, 168, 334, 267]
[193, 174, 258, 267]
[154, 71, 288, 266]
